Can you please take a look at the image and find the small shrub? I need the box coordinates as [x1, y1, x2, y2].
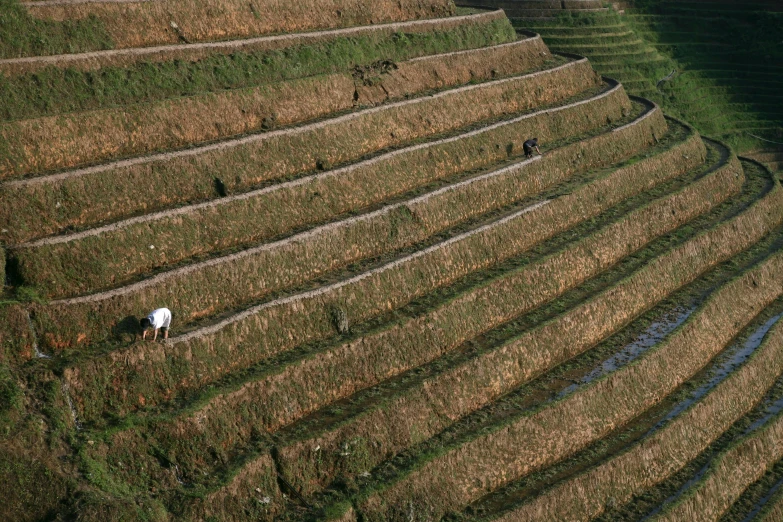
[0, 365, 22, 415]
[15, 286, 45, 304]
[331, 306, 350, 335]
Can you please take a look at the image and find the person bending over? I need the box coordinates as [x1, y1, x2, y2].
[140, 307, 172, 341]
[523, 138, 541, 159]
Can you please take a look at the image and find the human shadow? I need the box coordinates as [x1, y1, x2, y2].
[112, 315, 140, 345]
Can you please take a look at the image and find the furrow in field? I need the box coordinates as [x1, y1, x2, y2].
[176, 135, 752, 512]
[178, 136, 738, 497]
[22, 0, 454, 52]
[0, 10, 508, 75]
[469, 296, 783, 521]
[417, 165, 783, 522]
[355, 227, 783, 521]
[61, 106, 668, 424]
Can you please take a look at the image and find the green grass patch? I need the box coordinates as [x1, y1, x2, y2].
[516, 2, 783, 152]
[0, 0, 114, 59]
[0, 17, 516, 122]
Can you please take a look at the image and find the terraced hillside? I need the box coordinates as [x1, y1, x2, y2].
[626, 0, 783, 160]
[508, 8, 670, 100]
[487, 1, 783, 162]
[452, 0, 608, 20]
[2, 1, 783, 521]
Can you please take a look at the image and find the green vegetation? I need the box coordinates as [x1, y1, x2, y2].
[12, 61, 595, 301]
[462, 292, 783, 521]
[0, 364, 21, 422]
[514, 3, 783, 153]
[514, 10, 669, 98]
[0, 17, 515, 122]
[73, 113, 689, 472]
[0, 246, 5, 292]
[0, 0, 114, 59]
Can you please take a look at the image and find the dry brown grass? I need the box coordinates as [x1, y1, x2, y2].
[277, 152, 748, 498]
[26, 0, 454, 49]
[0, 38, 548, 178]
[0, 10, 506, 76]
[134, 132, 720, 497]
[359, 248, 783, 520]
[654, 412, 783, 521]
[1, 59, 601, 246]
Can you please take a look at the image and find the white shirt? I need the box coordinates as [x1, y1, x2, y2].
[148, 308, 172, 329]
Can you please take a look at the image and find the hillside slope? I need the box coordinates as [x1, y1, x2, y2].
[488, 0, 783, 165]
[1, 1, 783, 521]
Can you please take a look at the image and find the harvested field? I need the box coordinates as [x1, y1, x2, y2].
[486, 306, 783, 520]
[69, 140, 772, 514]
[62, 117, 702, 425]
[1, 58, 606, 246]
[1, 2, 778, 519]
[26, 101, 664, 340]
[95, 132, 733, 494]
[356, 248, 783, 521]
[0, 38, 549, 177]
[273, 153, 773, 499]
[0, 10, 509, 76]
[0, 13, 514, 119]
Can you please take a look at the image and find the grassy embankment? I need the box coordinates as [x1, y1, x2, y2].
[515, 2, 783, 153]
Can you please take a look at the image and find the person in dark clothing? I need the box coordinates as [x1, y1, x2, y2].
[523, 138, 541, 159]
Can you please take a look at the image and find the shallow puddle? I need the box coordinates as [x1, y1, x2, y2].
[746, 388, 783, 435]
[741, 476, 783, 522]
[641, 313, 783, 519]
[556, 305, 695, 400]
[647, 313, 783, 439]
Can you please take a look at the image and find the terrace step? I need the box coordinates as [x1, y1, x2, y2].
[69, 112, 691, 426]
[0, 9, 510, 75]
[746, 151, 783, 174]
[268, 138, 756, 497]
[77, 121, 736, 517]
[0, 37, 551, 179]
[757, 483, 783, 521]
[11, 61, 613, 303]
[188, 139, 771, 510]
[546, 40, 650, 55]
[6, 0, 783, 519]
[586, 50, 662, 64]
[456, 0, 606, 10]
[463, 281, 783, 520]
[0, 10, 517, 133]
[537, 30, 634, 40]
[1, 57, 606, 248]
[353, 215, 783, 521]
[446, 159, 783, 522]
[517, 24, 626, 33]
[505, 8, 610, 19]
[21, 0, 456, 52]
[60, 101, 669, 426]
[765, 162, 783, 173]
[540, 33, 641, 46]
[30, 94, 655, 356]
[674, 83, 783, 94]
[651, 410, 783, 520]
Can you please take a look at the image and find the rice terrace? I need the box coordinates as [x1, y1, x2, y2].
[0, 0, 782, 520]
